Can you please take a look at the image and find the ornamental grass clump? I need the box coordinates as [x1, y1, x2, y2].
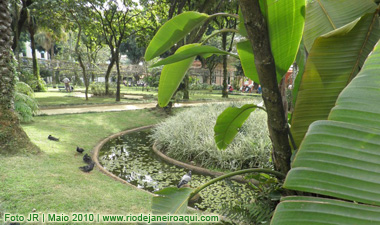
[151, 102, 272, 171]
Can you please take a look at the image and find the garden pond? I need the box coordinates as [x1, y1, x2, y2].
[98, 129, 256, 214]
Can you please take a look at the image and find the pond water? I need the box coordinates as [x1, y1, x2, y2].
[98, 130, 255, 214]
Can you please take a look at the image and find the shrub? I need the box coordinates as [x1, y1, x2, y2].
[90, 82, 116, 96]
[151, 101, 272, 171]
[14, 82, 39, 122]
[212, 84, 223, 90]
[189, 83, 209, 90]
[18, 69, 47, 92]
[39, 67, 53, 78]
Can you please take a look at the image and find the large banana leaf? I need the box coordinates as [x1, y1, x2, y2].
[272, 196, 380, 225]
[271, 40, 380, 224]
[290, 12, 380, 147]
[304, 0, 376, 51]
[292, 40, 306, 107]
[153, 187, 193, 215]
[214, 104, 262, 150]
[238, 1, 305, 83]
[158, 44, 198, 107]
[238, 8, 248, 37]
[236, 40, 259, 84]
[144, 12, 209, 61]
[266, 0, 305, 80]
[150, 45, 235, 68]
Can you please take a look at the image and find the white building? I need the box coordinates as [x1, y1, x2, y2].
[21, 41, 48, 60]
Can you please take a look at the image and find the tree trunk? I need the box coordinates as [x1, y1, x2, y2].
[50, 45, 54, 60]
[115, 51, 121, 102]
[78, 58, 88, 100]
[75, 26, 89, 100]
[209, 69, 213, 85]
[28, 25, 42, 92]
[240, 0, 291, 175]
[183, 74, 189, 100]
[0, 0, 39, 154]
[105, 54, 115, 95]
[222, 32, 228, 98]
[11, 0, 32, 52]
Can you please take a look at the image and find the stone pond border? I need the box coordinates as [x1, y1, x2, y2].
[92, 125, 155, 195]
[152, 142, 259, 185]
[93, 125, 258, 196]
[92, 125, 252, 222]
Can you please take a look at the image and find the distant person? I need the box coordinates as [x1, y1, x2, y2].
[248, 84, 253, 93]
[62, 77, 71, 92]
[258, 85, 262, 94]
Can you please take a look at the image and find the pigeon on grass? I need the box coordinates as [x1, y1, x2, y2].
[76, 147, 84, 154]
[79, 162, 95, 173]
[48, 135, 59, 141]
[83, 153, 93, 164]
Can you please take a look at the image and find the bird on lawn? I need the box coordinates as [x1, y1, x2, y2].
[48, 135, 59, 141]
[79, 162, 95, 172]
[76, 146, 84, 154]
[177, 171, 192, 188]
[83, 153, 93, 164]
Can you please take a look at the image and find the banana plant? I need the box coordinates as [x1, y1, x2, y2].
[271, 39, 380, 225]
[144, 0, 305, 220]
[146, 0, 305, 151]
[291, 0, 380, 147]
[145, 0, 380, 223]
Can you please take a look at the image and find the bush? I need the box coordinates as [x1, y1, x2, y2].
[39, 68, 53, 78]
[14, 82, 39, 122]
[18, 69, 47, 92]
[189, 83, 209, 90]
[151, 101, 272, 171]
[90, 82, 116, 96]
[212, 84, 223, 90]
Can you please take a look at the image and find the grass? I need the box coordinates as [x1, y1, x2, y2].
[0, 109, 168, 224]
[35, 89, 154, 107]
[36, 86, 259, 108]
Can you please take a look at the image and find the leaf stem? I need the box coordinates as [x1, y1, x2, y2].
[201, 29, 239, 45]
[209, 13, 239, 20]
[189, 168, 285, 199]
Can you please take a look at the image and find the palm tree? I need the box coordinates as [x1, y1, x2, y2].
[0, 0, 38, 154]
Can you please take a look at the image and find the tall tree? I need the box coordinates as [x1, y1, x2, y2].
[204, 54, 222, 85]
[216, 2, 238, 98]
[65, 0, 94, 100]
[26, 14, 43, 91]
[120, 35, 145, 65]
[166, 0, 221, 100]
[82, 24, 104, 82]
[90, 0, 140, 101]
[0, 0, 38, 154]
[10, 0, 33, 53]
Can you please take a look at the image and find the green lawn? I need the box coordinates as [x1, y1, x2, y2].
[35, 89, 154, 107]
[0, 110, 167, 224]
[36, 86, 259, 108]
